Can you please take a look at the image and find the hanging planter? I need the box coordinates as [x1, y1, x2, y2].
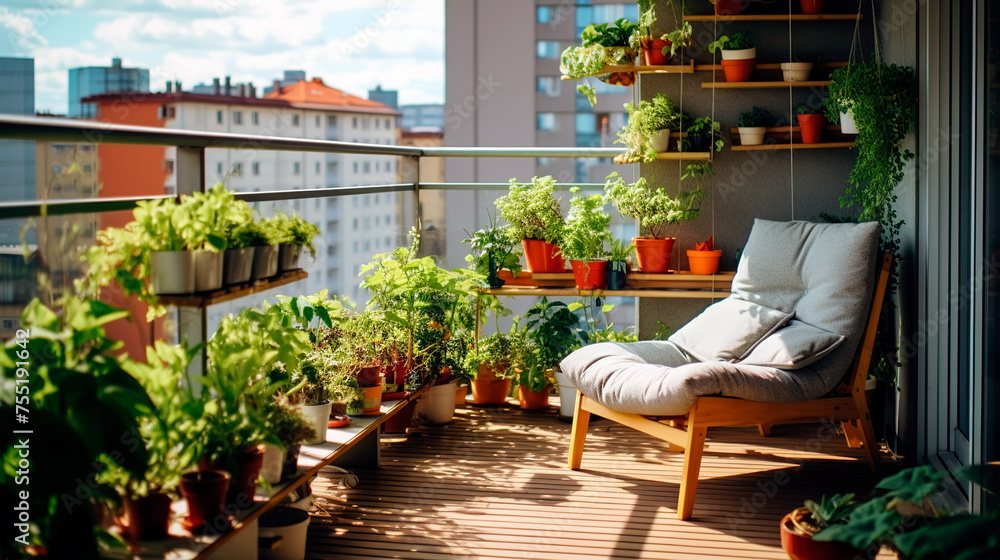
[150, 250, 195, 294]
[709, 33, 756, 82]
[839, 108, 859, 134]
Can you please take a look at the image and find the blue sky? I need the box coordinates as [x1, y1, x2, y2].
[0, 0, 444, 115]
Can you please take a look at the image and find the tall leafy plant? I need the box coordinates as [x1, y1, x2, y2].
[559, 187, 611, 262]
[494, 176, 566, 245]
[604, 171, 703, 238]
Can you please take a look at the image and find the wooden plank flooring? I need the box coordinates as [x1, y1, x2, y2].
[306, 399, 894, 559]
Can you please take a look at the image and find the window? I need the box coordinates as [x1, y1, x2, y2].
[233, 111, 242, 125]
[537, 5, 552, 23]
[352, 117, 358, 128]
[375, 216, 380, 226]
[375, 194, 380, 203]
[217, 162, 223, 174]
[292, 114, 300, 126]
[216, 110, 223, 124]
[353, 240, 359, 252]
[385, 214, 391, 224]
[363, 240, 370, 252]
[385, 236, 391, 247]
[536, 40, 561, 59]
[375, 119, 380, 129]
[385, 118, 391, 129]
[252, 162, 260, 175]
[364, 194, 370, 206]
[315, 116, 320, 127]
[293, 162, 301, 175]
[537, 76, 561, 96]
[537, 113, 558, 131]
[233, 162, 243, 175]
[353, 218, 358, 229]
[375, 162, 380, 172]
[576, 4, 639, 36]
[163, 160, 174, 173]
[363, 162, 370, 173]
[252, 111, 259, 125]
[328, 115, 337, 126]
[83, 164, 92, 173]
[363, 217, 371, 228]
[315, 161, 320, 174]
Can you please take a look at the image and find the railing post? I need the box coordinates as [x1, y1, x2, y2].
[174, 146, 207, 386]
[175, 146, 206, 195]
[400, 154, 421, 248]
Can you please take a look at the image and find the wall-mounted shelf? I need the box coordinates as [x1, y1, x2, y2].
[730, 126, 857, 150]
[485, 271, 735, 298]
[158, 269, 307, 307]
[483, 287, 729, 299]
[684, 14, 860, 22]
[655, 151, 712, 161]
[704, 80, 831, 89]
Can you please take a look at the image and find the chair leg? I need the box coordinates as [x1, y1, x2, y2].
[841, 420, 864, 449]
[677, 421, 707, 520]
[758, 423, 772, 436]
[856, 409, 880, 473]
[568, 391, 591, 470]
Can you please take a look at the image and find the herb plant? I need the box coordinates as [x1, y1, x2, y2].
[607, 238, 635, 273]
[270, 211, 320, 258]
[614, 94, 684, 163]
[707, 32, 752, 53]
[604, 172, 704, 239]
[523, 297, 582, 371]
[559, 187, 611, 262]
[683, 116, 725, 152]
[463, 210, 523, 287]
[494, 176, 566, 244]
[737, 106, 771, 128]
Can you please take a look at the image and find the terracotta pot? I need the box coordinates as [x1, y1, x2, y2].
[522, 239, 565, 273]
[455, 384, 468, 405]
[280, 443, 301, 481]
[179, 469, 230, 530]
[472, 364, 512, 405]
[780, 509, 858, 560]
[797, 113, 828, 144]
[633, 237, 675, 273]
[570, 260, 608, 289]
[714, 0, 747, 16]
[721, 58, 756, 82]
[687, 250, 722, 275]
[383, 400, 417, 433]
[518, 384, 552, 410]
[121, 492, 172, 541]
[329, 402, 348, 417]
[799, 0, 827, 14]
[641, 38, 671, 65]
[497, 269, 534, 286]
[362, 385, 382, 414]
[227, 445, 265, 508]
[357, 365, 381, 387]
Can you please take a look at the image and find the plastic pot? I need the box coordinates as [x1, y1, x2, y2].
[687, 250, 722, 275]
[261, 443, 284, 485]
[780, 62, 814, 82]
[553, 368, 577, 421]
[278, 244, 302, 271]
[839, 109, 859, 134]
[298, 401, 332, 445]
[259, 506, 311, 560]
[721, 58, 756, 82]
[455, 385, 468, 406]
[471, 364, 511, 405]
[194, 250, 223, 292]
[414, 381, 459, 424]
[799, 0, 827, 14]
[179, 469, 230, 530]
[223, 247, 254, 285]
[150, 250, 195, 294]
[738, 126, 767, 146]
[251, 244, 279, 280]
[570, 260, 608, 289]
[720, 47, 756, 61]
[522, 239, 565, 273]
[121, 492, 172, 541]
[683, 131, 709, 152]
[361, 385, 382, 414]
[518, 383, 552, 410]
[606, 263, 628, 290]
[641, 38, 670, 65]
[797, 113, 828, 144]
[649, 128, 671, 153]
[632, 237, 675, 273]
[780, 509, 858, 560]
[227, 445, 264, 508]
[714, 0, 747, 16]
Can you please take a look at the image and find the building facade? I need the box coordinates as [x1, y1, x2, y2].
[0, 57, 36, 246]
[400, 104, 445, 132]
[68, 57, 149, 118]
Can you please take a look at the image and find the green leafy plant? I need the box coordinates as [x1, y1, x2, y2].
[494, 176, 566, 244]
[795, 102, 821, 116]
[466, 332, 522, 380]
[614, 94, 684, 163]
[559, 187, 611, 262]
[463, 210, 523, 287]
[604, 171, 704, 239]
[607, 238, 635, 273]
[523, 297, 582, 371]
[707, 32, 752, 53]
[582, 18, 638, 47]
[653, 320, 672, 340]
[683, 116, 725, 152]
[681, 162, 716, 191]
[270, 210, 320, 259]
[737, 106, 771, 127]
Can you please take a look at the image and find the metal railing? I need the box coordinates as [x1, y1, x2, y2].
[0, 114, 623, 220]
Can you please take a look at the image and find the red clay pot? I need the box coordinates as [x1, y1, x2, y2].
[641, 38, 671, 65]
[687, 250, 722, 275]
[714, 0, 747, 16]
[570, 260, 608, 289]
[780, 509, 858, 560]
[472, 364, 512, 405]
[227, 446, 264, 508]
[721, 58, 756, 82]
[797, 113, 828, 144]
[179, 469, 230, 530]
[522, 239, 565, 273]
[633, 237, 675, 273]
[799, 0, 827, 14]
[357, 365, 381, 387]
[383, 400, 417, 433]
[518, 384, 552, 410]
[121, 492, 173, 541]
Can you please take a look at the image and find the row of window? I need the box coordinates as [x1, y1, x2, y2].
[350, 193, 398, 208]
[351, 214, 397, 230]
[535, 3, 638, 35]
[213, 158, 399, 178]
[351, 160, 395, 174]
[351, 236, 395, 255]
[215, 110, 393, 131]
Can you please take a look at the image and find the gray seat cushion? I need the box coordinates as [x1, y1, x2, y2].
[560, 219, 881, 416]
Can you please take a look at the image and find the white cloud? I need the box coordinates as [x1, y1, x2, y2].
[0, 7, 48, 55]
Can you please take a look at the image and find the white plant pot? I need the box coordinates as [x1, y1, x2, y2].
[721, 47, 756, 60]
[278, 244, 303, 271]
[252, 244, 280, 280]
[649, 129, 671, 153]
[258, 506, 310, 560]
[261, 443, 284, 485]
[553, 368, 578, 420]
[780, 62, 813, 81]
[298, 402, 332, 445]
[193, 250, 223, 292]
[738, 126, 767, 146]
[413, 381, 459, 425]
[223, 247, 254, 285]
[150, 250, 195, 294]
[839, 109, 859, 134]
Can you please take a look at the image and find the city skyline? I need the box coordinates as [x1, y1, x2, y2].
[0, 0, 444, 115]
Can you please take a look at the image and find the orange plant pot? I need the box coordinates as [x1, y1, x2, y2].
[633, 237, 675, 273]
[522, 239, 565, 273]
[471, 364, 511, 405]
[518, 384, 552, 410]
[570, 260, 608, 289]
[780, 509, 858, 560]
[687, 250, 722, 275]
[362, 385, 383, 414]
[797, 113, 828, 144]
[721, 58, 756, 82]
[454, 384, 468, 406]
[497, 269, 534, 286]
[641, 38, 671, 65]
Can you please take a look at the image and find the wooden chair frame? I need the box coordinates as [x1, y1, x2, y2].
[568, 253, 893, 520]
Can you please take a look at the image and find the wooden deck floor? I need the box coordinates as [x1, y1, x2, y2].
[305, 399, 892, 559]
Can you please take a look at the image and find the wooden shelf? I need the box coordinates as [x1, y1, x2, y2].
[485, 271, 734, 298]
[730, 125, 857, 150]
[732, 141, 856, 151]
[703, 80, 832, 89]
[685, 14, 860, 22]
[698, 62, 848, 71]
[484, 287, 729, 299]
[655, 151, 712, 161]
[157, 269, 308, 307]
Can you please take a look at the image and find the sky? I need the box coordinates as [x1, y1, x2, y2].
[0, 0, 445, 115]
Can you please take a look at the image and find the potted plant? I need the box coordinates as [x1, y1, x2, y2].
[560, 17, 638, 92]
[465, 331, 520, 406]
[560, 188, 612, 289]
[223, 209, 257, 286]
[634, 1, 691, 66]
[681, 116, 725, 153]
[796, 102, 828, 144]
[604, 171, 704, 273]
[614, 94, 683, 163]
[271, 210, 320, 272]
[463, 211, 524, 288]
[686, 236, 722, 275]
[708, 32, 756, 82]
[606, 238, 634, 290]
[522, 297, 581, 412]
[781, 54, 820, 82]
[711, 0, 748, 16]
[780, 493, 859, 560]
[231, 218, 280, 280]
[494, 176, 566, 273]
[183, 183, 249, 292]
[260, 401, 315, 484]
[737, 106, 771, 146]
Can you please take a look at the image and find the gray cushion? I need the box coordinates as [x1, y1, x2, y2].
[668, 297, 793, 362]
[738, 320, 845, 369]
[560, 219, 881, 416]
